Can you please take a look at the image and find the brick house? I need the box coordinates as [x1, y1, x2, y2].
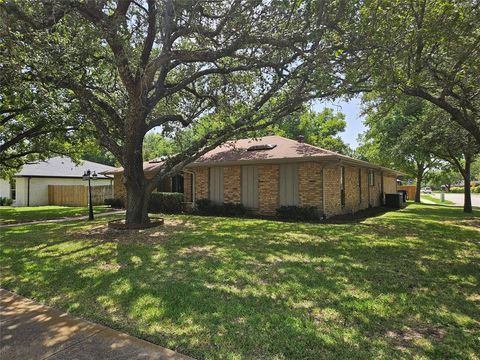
[108, 136, 401, 218]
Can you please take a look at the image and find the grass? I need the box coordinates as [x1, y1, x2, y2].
[421, 195, 455, 205]
[0, 205, 113, 225]
[1, 203, 479, 359]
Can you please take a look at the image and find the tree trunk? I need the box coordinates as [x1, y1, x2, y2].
[463, 158, 472, 213]
[415, 168, 424, 203]
[125, 180, 150, 224]
[123, 109, 152, 225]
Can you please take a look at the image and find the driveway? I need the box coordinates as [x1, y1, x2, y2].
[430, 192, 480, 207]
[0, 289, 193, 360]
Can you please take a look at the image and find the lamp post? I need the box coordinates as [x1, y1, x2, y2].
[82, 170, 98, 220]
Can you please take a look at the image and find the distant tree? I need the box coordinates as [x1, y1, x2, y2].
[425, 166, 462, 192]
[81, 145, 119, 167]
[422, 109, 480, 212]
[2, 1, 358, 225]
[254, 108, 351, 155]
[357, 98, 436, 202]
[143, 133, 175, 161]
[471, 158, 480, 182]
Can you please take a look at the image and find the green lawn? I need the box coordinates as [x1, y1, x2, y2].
[1, 204, 479, 359]
[421, 194, 455, 205]
[0, 205, 113, 225]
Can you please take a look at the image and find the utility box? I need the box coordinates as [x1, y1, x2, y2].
[385, 193, 403, 208]
[398, 190, 408, 202]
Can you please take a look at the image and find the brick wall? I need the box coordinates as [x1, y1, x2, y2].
[322, 165, 394, 217]
[298, 162, 323, 208]
[344, 166, 361, 213]
[257, 164, 279, 215]
[223, 166, 241, 203]
[323, 165, 341, 216]
[184, 172, 193, 202]
[360, 168, 369, 208]
[368, 170, 382, 207]
[194, 167, 209, 200]
[383, 175, 398, 194]
[113, 174, 126, 200]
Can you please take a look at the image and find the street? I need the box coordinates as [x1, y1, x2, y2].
[430, 192, 480, 207]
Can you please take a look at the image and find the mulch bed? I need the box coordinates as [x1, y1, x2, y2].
[108, 217, 164, 230]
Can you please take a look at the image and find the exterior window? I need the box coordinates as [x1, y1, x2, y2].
[279, 163, 299, 206]
[368, 169, 375, 186]
[171, 174, 184, 193]
[156, 177, 170, 192]
[340, 166, 346, 207]
[10, 179, 16, 201]
[209, 167, 224, 204]
[241, 165, 258, 208]
[358, 169, 362, 204]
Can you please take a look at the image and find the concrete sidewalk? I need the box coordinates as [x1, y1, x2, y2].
[0, 289, 193, 360]
[0, 210, 125, 228]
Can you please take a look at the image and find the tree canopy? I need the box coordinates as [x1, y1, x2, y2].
[0, 40, 93, 177]
[255, 108, 352, 155]
[1, 0, 360, 224]
[358, 0, 480, 144]
[357, 97, 435, 202]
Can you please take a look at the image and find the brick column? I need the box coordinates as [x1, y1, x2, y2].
[195, 167, 209, 200]
[113, 174, 126, 200]
[298, 162, 323, 208]
[183, 172, 192, 202]
[223, 166, 241, 203]
[258, 164, 279, 215]
[323, 165, 341, 217]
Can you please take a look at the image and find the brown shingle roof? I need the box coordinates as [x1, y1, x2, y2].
[193, 136, 338, 164]
[103, 135, 402, 176]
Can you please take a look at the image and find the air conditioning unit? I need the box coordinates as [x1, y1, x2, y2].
[385, 193, 403, 208]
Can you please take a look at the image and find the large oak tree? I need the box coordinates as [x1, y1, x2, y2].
[0, 31, 93, 177]
[358, 0, 480, 143]
[2, 0, 360, 224]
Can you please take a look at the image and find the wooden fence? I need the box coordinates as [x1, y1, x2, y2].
[48, 185, 113, 207]
[397, 185, 416, 200]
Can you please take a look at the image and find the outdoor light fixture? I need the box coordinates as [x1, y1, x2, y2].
[82, 169, 97, 220]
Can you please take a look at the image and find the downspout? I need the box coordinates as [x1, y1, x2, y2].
[27, 177, 31, 207]
[321, 165, 326, 217]
[367, 170, 371, 207]
[381, 171, 384, 205]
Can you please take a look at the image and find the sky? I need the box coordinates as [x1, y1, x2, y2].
[313, 96, 366, 149]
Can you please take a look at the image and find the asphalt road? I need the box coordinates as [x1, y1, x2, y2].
[430, 192, 480, 207]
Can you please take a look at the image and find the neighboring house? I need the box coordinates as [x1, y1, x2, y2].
[108, 136, 401, 218]
[0, 157, 115, 206]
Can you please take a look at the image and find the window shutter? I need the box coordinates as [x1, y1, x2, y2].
[279, 164, 299, 206]
[241, 165, 258, 208]
[209, 167, 224, 203]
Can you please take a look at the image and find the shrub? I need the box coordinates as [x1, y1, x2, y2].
[0, 197, 13, 206]
[220, 202, 247, 216]
[195, 199, 217, 215]
[449, 186, 464, 193]
[149, 192, 184, 214]
[276, 205, 321, 221]
[104, 198, 125, 208]
[195, 199, 246, 216]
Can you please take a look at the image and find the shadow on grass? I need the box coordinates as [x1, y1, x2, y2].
[1, 204, 479, 359]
